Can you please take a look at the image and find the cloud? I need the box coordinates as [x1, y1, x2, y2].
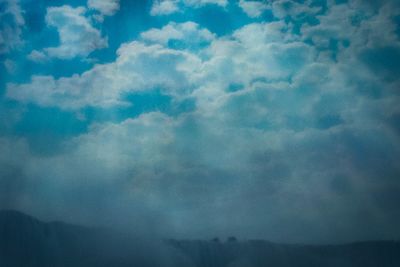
[190, 21, 314, 111]
[27, 50, 48, 62]
[2, 0, 400, 243]
[150, 0, 180, 16]
[3, 58, 16, 73]
[9, 1, 400, 114]
[39, 5, 107, 59]
[0, 0, 24, 54]
[7, 41, 201, 109]
[150, 0, 227, 16]
[182, 0, 227, 8]
[140, 21, 215, 47]
[271, 0, 322, 20]
[238, 0, 269, 18]
[87, 0, 120, 16]
[2, 103, 400, 242]
[7, 20, 311, 110]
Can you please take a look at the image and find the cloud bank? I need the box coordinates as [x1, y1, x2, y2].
[1, 0, 400, 243]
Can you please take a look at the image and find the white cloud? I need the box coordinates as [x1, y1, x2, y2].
[140, 21, 215, 46]
[300, 4, 358, 49]
[191, 21, 313, 111]
[7, 20, 315, 110]
[353, 1, 400, 49]
[271, 0, 322, 19]
[7, 41, 201, 109]
[150, 0, 227, 16]
[27, 50, 48, 62]
[41, 5, 107, 59]
[0, 0, 24, 54]
[232, 20, 295, 44]
[3, 59, 16, 73]
[150, 0, 180, 16]
[8, 1, 400, 132]
[7, 19, 314, 110]
[87, 0, 120, 16]
[182, 0, 227, 8]
[301, 0, 400, 53]
[239, 0, 269, 18]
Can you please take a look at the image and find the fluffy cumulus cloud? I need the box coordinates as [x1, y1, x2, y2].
[270, 0, 322, 19]
[150, 0, 227, 16]
[8, 39, 201, 109]
[8, 21, 309, 109]
[182, 0, 227, 7]
[239, 0, 269, 18]
[239, 0, 323, 20]
[31, 5, 107, 60]
[2, 0, 400, 242]
[150, 0, 180, 16]
[0, 0, 24, 54]
[140, 21, 215, 46]
[87, 0, 120, 16]
[27, 50, 47, 62]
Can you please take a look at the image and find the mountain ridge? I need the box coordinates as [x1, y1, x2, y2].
[1, 210, 400, 267]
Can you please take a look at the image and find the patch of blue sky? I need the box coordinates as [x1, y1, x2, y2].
[189, 4, 266, 35]
[3, 88, 195, 155]
[83, 89, 196, 124]
[95, 0, 159, 62]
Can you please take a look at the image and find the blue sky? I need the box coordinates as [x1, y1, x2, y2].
[1, 0, 400, 243]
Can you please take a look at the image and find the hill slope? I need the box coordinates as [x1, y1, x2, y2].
[0, 210, 191, 267]
[1, 210, 400, 267]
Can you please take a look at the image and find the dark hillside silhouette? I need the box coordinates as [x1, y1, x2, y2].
[1, 210, 400, 267]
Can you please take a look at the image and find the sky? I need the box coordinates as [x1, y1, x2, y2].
[0, 0, 400, 244]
